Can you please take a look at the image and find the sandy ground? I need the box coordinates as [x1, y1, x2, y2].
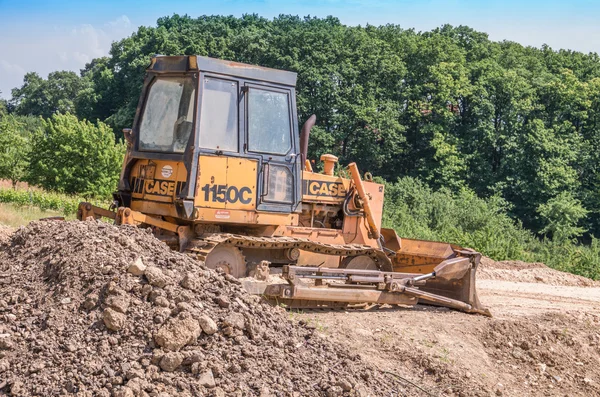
[479, 279, 600, 318]
[296, 260, 600, 396]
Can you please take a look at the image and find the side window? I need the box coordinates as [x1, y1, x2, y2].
[199, 78, 238, 152]
[248, 88, 292, 155]
[264, 165, 293, 204]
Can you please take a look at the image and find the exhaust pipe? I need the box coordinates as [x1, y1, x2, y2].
[300, 115, 316, 170]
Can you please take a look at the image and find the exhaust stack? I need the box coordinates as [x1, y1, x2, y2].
[300, 115, 316, 170]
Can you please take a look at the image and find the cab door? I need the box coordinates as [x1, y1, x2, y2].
[195, 76, 260, 213]
[244, 84, 301, 213]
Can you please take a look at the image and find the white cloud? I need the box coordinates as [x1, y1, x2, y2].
[0, 60, 26, 96]
[0, 60, 26, 76]
[0, 15, 134, 99]
[106, 15, 132, 29]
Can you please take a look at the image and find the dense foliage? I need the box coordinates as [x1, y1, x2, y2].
[383, 178, 600, 280]
[0, 115, 38, 187]
[10, 71, 83, 118]
[27, 114, 125, 197]
[0, 92, 7, 117]
[2, 14, 600, 277]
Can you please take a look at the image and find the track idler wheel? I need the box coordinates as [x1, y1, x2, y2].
[204, 244, 247, 278]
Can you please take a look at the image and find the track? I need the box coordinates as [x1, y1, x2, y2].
[183, 233, 397, 309]
[477, 279, 600, 318]
[184, 232, 393, 270]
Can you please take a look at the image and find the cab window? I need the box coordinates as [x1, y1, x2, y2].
[248, 88, 291, 155]
[139, 76, 196, 153]
[264, 165, 294, 203]
[199, 77, 238, 152]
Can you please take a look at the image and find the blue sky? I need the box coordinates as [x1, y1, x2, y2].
[1, 0, 600, 99]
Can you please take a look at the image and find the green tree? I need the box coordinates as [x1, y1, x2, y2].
[11, 71, 83, 118]
[28, 113, 125, 197]
[537, 192, 588, 242]
[0, 115, 35, 187]
[0, 90, 7, 117]
[76, 57, 119, 123]
[16, 14, 600, 246]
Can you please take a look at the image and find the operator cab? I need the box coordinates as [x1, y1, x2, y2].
[118, 55, 301, 219]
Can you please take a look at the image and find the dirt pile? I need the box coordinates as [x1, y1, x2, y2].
[302, 308, 600, 397]
[478, 257, 598, 287]
[0, 227, 12, 246]
[479, 311, 600, 396]
[0, 220, 398, 396]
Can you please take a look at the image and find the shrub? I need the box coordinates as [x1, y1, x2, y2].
[27, 113, 125, 198]
[382, 177, 599, 280]
[0, 115, 39, 187]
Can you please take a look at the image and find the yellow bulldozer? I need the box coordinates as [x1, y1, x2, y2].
[78, 55, 490, 316]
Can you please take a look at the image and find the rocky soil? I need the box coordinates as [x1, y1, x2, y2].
[0, 227, 12, 246]
[294, 256, 600, 397]
[299, 304, 600, 397]
[0, 220, 399, 396]
[1, 220, 599, 397]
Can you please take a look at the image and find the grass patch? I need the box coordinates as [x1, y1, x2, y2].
[0, 202, 73, 227]
[0, 187, 110, 217]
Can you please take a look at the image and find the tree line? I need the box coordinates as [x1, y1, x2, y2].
[1, 14, 599, 276]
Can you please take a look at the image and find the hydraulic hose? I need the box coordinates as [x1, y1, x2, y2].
[343, 186, 361, 217]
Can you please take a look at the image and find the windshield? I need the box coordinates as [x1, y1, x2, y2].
[138, 76, 196, 153]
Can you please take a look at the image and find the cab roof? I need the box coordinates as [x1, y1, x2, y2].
[148, 55, 297, 87]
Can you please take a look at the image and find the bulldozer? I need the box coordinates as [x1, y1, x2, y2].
[78, 55, 490, 316]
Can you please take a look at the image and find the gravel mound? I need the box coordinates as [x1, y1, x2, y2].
[0, 221, 397, 396]
[0, 226, 13, 246]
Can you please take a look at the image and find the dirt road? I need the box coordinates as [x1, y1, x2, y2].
[297, 262, 600, 397]
[479, 279, 600, 318]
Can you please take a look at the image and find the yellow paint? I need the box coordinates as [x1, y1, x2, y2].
[130, 200, 179, 218]
[188, 56, 198, 70]
[130, 160, 187, 203]
[225, 157, 257, 210]
[196, 156, 228, 209]
[301, 171, 350, 204]
[194, 207, 297, 225]
[362, 179, 385, 232]
[196, 155, 257, 211]
[126, 157, 384, 239]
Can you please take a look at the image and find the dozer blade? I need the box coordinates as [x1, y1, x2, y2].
[381, 230, 491, 316]
[256, 264, 491, 316]
[433, 257, 472, 281]
[414, 257, 490, 316]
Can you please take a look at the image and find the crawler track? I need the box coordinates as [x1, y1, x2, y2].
[184, 232, 393, 271]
